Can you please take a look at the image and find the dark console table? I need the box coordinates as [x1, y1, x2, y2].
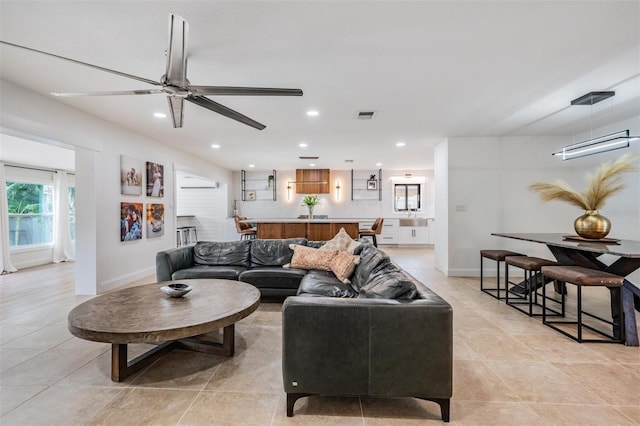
[492, 233, 640, 346]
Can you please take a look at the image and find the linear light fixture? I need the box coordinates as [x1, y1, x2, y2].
[552, 130, 638, 160]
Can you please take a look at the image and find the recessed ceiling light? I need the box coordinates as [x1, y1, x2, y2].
[396, 142, 406, 147]
[211, 144, 220, 149]
[248, 164, 255, 168]
[299, 143, 308, 148]
[154, 112, 167, 118]
[306, 110, 319, 117]
[376, 163, 382, 167]
[309, 163, 316, 167]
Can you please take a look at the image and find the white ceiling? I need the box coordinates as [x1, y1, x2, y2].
[1, 1, 639, 171]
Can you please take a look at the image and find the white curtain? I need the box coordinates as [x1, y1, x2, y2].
[53, 171, 75, 263]
[0, 163, 18, 273]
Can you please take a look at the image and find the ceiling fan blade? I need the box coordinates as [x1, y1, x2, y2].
[186, 95, 266, 130]
[167, 96, 185, 128]
[0, 40, 162, 87]
[165, 14, 188, 87]
[189, 86, 303, 97]
[51, 89, 164, 97]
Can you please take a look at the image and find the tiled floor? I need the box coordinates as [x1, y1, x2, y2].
[1, 247, 639, 425]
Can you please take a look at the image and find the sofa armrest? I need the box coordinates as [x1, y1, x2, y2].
[155, 246, 195, 282]
[282, 296, 453, 399]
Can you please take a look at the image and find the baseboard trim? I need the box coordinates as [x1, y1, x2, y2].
[100, 266, 156, 292]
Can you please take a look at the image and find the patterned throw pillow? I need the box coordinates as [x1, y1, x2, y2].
[288, 244, 339, 271]
[319, 228, 361, 253]
[329, 251, 361, 284]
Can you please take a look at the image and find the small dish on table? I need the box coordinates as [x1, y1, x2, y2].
[160, 283, 192, 298]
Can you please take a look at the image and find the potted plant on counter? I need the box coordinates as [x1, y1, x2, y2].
[301, 194, 320, 219]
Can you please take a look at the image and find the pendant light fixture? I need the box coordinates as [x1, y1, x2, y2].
[553, 91, 639, 160]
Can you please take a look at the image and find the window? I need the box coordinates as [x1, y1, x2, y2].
[69, 186, 76, 241]
[6, 181, 54, 247]
[394, 183, 421, 211]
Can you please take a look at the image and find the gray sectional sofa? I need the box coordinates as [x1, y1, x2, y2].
[155, 238, 453, 422]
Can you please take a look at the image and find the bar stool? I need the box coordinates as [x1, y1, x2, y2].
[541, 265, 624, 343]
[234, 216, 256, 240]
[505, 256, 563, 317]
[480, 250, 525, 300]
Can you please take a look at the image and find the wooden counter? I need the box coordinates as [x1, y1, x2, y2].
[254, 220, 359, 240]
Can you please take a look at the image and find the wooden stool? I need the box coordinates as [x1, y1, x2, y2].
[541, 265, 624, 343]
[505, 256, 563, 317]
[480, 250, 525, 300]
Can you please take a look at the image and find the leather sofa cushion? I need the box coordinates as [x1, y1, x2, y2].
[250, 238, 307, 267]
[298, 270, 358, 298]
[239, 266, 306, 289]
[306, 241, 326, 249]
[193, 241, 251, 266]
[358, 264, 417, 300]
[171, 265, 248, 280]
[350, 244, 391, 292]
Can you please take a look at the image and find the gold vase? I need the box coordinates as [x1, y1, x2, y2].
[574, 210, 611, 239]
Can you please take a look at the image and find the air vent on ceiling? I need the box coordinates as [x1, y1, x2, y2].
[299, 156, 319, 160]
[345, 160, 354, 163]
[571, 91, 615, 106]
[357, 111, 375, 119]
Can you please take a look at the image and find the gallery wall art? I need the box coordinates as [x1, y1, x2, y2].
[120, 155, 143, 196]
[146, 161, 164, 197]
[120, 202, 143, 241]
[146, 203, 165, 238]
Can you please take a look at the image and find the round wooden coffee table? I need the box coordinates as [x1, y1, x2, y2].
[68, 279, 260, 382]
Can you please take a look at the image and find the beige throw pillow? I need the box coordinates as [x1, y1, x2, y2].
[289, 244, 338, 271]
[320, 228, 361, 254]
[330, 251, 361, 284]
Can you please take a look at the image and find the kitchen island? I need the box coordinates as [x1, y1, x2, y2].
[248, 219, 360, 240]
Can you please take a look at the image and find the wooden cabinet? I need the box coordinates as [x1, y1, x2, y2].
[255, 221, 359, 240]
[307, 223, 332, 240]
[257, 223, 284, 239]
[295, 169, 330, 194]
[283, 223, 307, 239]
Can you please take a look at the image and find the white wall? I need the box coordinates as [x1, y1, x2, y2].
[434, 140, 449, 274]
[0, 79, 233, 294]
[443, 117, 640, 287]
[231, 168, 435, 220]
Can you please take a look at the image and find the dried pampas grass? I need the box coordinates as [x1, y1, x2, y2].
[529, 154, 639, 211]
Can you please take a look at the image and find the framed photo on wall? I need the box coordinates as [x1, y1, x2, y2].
[146, 203, 164, 238]
[120, 202, 143, 241]
[367, 179, 377, 190]
[146, 162, 164, 197]
[246, 190, 257, 201]
[120, 155, 143, 196]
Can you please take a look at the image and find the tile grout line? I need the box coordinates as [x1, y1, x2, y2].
[174, 359, 223, 425]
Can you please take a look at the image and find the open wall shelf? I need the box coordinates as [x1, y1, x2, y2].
[351, 169, 382, 201]
[241, 169, 277, 201]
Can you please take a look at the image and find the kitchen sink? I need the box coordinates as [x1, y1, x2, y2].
[399, 218, 428, 227]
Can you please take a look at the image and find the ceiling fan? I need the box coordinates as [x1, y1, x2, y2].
[0, 14, 303, 130]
